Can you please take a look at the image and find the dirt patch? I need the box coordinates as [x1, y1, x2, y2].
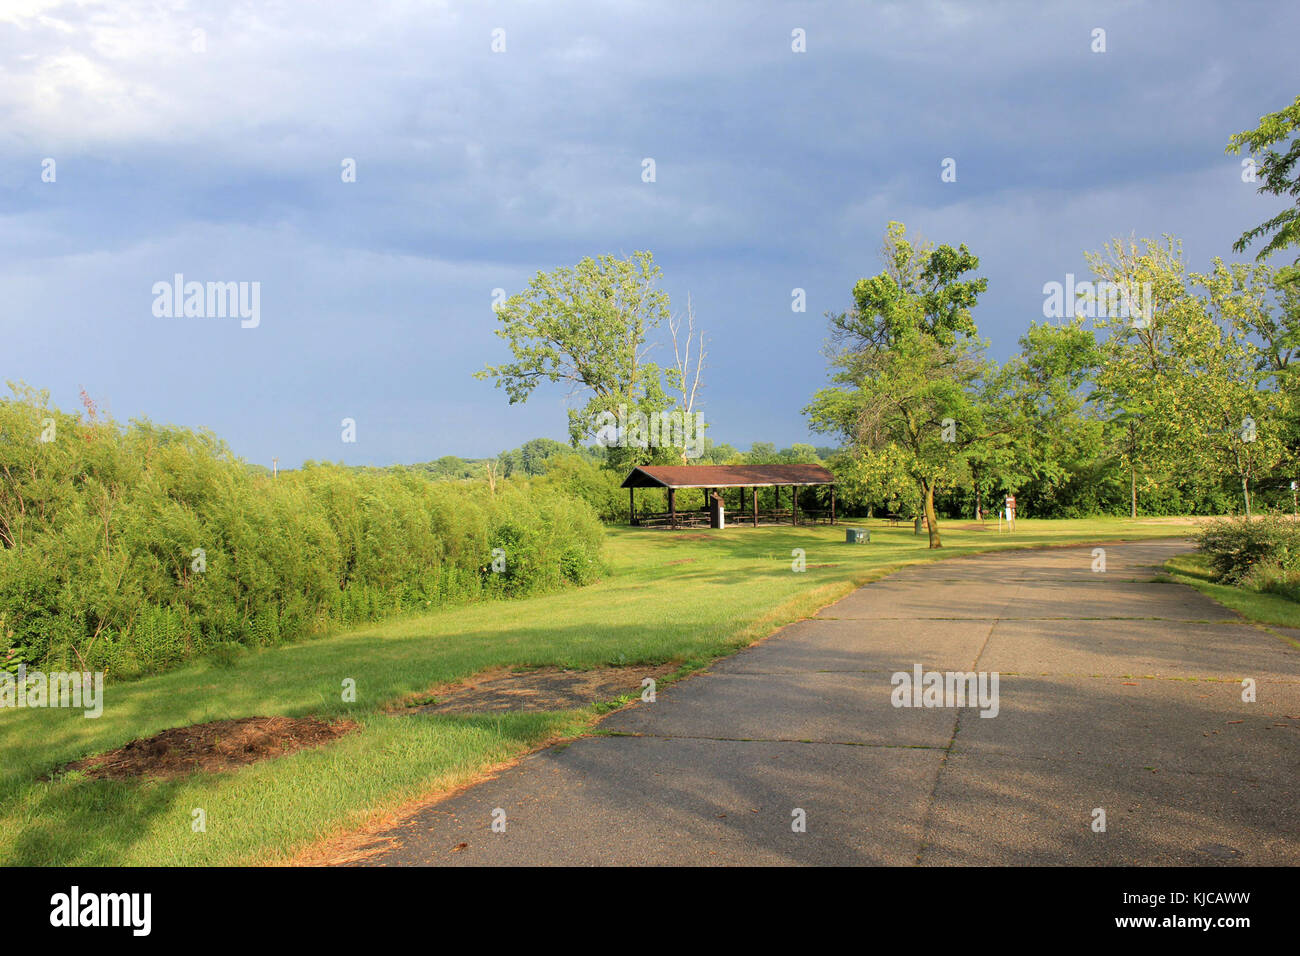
[408, 663, 680, 714]
[58, 716, 357, 781]
[666, 558, 697, 566]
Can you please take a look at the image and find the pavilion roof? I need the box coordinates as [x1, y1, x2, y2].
[621, 463, 836, 489]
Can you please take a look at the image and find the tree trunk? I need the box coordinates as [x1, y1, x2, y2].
[922, 480, 942, 549]
[1129, 421, 1137, 519]
[1242, 476, 1252, 517]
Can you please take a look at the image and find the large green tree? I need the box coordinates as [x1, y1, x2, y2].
[476, 251, 675, 468]
[1192, 260, 1292, 513]
[993, 319, 1108, 516]
[806, 222, 989, 548]
[1087, 237, 1217, 514]
[1089, 237, 1290, 516]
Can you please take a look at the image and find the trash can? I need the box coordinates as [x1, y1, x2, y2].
[914, 516, 924, 535]
[845, 527, 869, 544]
[709, 492, 724, 529]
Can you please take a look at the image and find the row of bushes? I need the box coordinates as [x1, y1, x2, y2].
[0, 386, 605, 679]
[1197, 514, 1300, 601]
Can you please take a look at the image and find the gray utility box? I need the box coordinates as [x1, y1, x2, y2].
[845, 528, 870, 544]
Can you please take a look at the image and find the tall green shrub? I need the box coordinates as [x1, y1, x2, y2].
[0, 385, 604, 679]
[1197, 514, 1300, 585]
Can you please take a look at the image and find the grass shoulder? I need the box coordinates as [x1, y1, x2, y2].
[1160, 553, 1300, 639]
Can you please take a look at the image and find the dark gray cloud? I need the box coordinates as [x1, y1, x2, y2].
[2, 0, 1296, 464]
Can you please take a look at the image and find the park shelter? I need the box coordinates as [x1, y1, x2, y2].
[620, 464, 837, 528]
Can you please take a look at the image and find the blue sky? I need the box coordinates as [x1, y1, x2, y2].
[3, 0, 1296, 467]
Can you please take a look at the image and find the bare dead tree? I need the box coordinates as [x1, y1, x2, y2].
[668, 294, 708, 463]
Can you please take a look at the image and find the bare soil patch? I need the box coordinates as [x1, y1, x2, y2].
[59, 716, 357, 781]
[409, 663, 680, 714]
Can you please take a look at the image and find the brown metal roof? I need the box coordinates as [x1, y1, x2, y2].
[621, 463, 836, 489]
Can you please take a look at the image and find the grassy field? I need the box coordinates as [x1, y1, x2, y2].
[0, 517, 1196, 866]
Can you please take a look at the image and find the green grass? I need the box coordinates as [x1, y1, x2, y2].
[1160, 552, 1300, 637]
[0, 516, 1191, 865]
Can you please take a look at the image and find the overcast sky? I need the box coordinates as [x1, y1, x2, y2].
[3, 0, 1296, 467]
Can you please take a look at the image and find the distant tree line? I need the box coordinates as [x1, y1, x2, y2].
[806, 224, 1299, 547]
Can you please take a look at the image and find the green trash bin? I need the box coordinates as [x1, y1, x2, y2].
[914, 517, 923, 535]
[845, 528, 869, 544]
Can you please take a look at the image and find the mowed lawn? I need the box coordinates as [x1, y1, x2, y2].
[1, 517, 1194, 866]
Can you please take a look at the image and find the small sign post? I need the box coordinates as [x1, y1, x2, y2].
[1005, 494, 1017, 532]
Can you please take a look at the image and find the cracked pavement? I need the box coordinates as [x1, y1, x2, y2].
[341, 539, 1300, 866]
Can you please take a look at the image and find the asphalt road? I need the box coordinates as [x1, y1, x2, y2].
[344, 539, 1300, 866]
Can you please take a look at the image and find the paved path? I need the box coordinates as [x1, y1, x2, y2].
[345, 540, 1300, 866]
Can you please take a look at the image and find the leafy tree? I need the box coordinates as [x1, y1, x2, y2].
[994, 319, 1108, 516]
[805, 222, 989, 547]
[699, 440, 739, 464]
[432, 455, 470, 477]
[496, 448, 523, 478]
[826, 442, 921, 518]
[780, 443, 823, 463]
[1087, 237, 1211, 515]
[1196, 260, 1300, 491]
[1215, 261, 1300, 379]
[517, 437, 571, 476]
[744, 441, 780, 464]
[1192, 260, 1292, 512]
[1089, 237, 1292, 516]
[476, 252, 672, 461]
[1226, 95, 1300, 278]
